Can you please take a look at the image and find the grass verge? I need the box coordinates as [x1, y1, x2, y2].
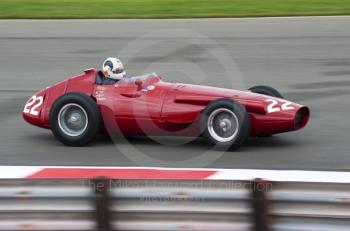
[0, 0, 350, 19]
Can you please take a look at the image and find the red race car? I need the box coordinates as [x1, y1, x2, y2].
[23, 69, 310, 150]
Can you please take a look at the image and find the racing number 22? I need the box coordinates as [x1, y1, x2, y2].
[265, 99, 294, 113]
[23, 95, 44, 116]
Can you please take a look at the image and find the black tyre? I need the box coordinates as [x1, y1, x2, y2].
[49, 93, 101, 146]
[248, 85, 283, 99]
[200, 99, 251, 151]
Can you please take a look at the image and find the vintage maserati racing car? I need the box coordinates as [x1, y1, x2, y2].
[23, 69, 310, 150]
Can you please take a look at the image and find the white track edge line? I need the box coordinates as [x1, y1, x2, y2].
[1, 166, 350, 183]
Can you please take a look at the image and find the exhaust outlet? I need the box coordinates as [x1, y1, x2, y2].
[295, 106, 310, 129]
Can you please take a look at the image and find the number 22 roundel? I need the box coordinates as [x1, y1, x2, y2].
[23, 95, 44, 116]
[265, 98, 295, 113]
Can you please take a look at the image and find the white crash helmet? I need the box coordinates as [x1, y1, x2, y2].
[102, 57, 126, 80]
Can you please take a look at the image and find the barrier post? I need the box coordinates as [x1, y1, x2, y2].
[251, 178, 270, 231]
[92, 178, 112, 231]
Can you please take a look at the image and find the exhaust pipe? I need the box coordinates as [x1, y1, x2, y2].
[294, 106, 310, 130]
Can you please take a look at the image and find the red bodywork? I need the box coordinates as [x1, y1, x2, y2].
[23, 69, 310, 137]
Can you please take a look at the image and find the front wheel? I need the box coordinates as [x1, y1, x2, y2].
[49, 93, 101, 146]
[248, 85, 283, 99]
[200, 99, 251, 151]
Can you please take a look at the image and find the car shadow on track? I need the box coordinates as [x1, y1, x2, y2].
[243, 136, 298, 150]
[97, 135, 298, 151]
[26, 133, 300, 152]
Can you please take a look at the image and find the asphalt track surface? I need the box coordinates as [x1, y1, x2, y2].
[0, 17, 350, 170]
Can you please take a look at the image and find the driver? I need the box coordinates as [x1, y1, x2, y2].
[102, 57, 127, 81]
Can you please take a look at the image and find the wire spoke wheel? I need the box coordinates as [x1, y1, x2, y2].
[58, 103, 88, 137]
[200, 99, 251, 151]
[208, 108, 239, 142]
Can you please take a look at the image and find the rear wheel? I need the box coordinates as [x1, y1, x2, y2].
[200, 99, 251, 151]
[49, 93, 101, 146]
[248, 85, 283, 99]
